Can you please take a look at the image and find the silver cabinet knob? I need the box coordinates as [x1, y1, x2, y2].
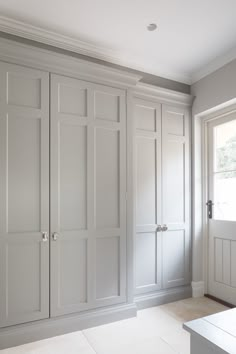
[162, 224, 168, 232]
[156, 225, 162, 232]
[42, 232, 48, 242]
[52, 232, 59, 241]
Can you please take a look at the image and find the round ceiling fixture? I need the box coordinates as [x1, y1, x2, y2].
[147, 23, 157, 31]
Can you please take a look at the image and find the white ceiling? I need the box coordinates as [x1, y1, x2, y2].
[0, 0, 236, 84]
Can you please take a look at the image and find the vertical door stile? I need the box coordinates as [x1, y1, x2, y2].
[0, 62, 50, 328]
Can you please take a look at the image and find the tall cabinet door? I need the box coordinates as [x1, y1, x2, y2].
[134, 98, 162, 295]
[162, 105, 191, 288]
[0, 62, 49, 327]
[50, 74, 126, 316]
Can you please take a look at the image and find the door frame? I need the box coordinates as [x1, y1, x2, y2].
[193, 99, 236, 295]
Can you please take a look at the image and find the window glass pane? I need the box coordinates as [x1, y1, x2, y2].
[214, 171, 236, 221]
[214, 119, 236, 172]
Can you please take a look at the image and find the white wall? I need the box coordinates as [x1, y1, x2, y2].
[191, 58, 236, 285]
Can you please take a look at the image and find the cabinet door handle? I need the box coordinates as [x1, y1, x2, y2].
[42, 232, 48, 242]
[52, 232, 59, 241]
[156, 225, 162, 232]
[162, 224, 168, 232]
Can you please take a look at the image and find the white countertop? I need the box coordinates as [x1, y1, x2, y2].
[184, 308, 236, 354]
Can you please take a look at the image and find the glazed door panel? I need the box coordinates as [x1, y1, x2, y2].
[207, 114, 236, 305]
[162, 105, 191, 289]
[50, 75, 126, 316]
[0, 62, 49, 327]
[134, 98, 162, 295]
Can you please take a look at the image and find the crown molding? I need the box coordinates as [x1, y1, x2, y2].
[0, 15, 191, 85]
[0, 37, 142, 88]
[191, 46, 236, 84]
[133, 82, 193, 106]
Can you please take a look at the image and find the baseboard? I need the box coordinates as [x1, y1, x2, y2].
[191, 281, 205, 298]
[0, 302, 137, 350]
[135, 285, 192, 310]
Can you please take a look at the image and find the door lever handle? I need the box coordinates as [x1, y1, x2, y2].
[52, 232, 59, 241]
[162, 224, 168, 232]
[156, 225, 162, 232]
[206, 200, 214, 219]
[42, 232, 48, 242]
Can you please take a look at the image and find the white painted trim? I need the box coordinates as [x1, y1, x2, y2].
[192, 281, 205, 298]
[0, 15, 192, 84]
[0, 37, 193, 105]
[133, 82, 193, 106]
[192, 98, 236, 298]
[192, 46, 236, 84]
[0, 37, 141, 88]
[135, 286, 192, 310]
[0, 303, 137, 350]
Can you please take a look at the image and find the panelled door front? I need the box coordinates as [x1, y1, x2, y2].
[134, 99, 190, 295]
[50, 74, 126, 316]
[162, 105, 191, 289]
[0, 62, 49, 327]
[134, 98, 162, 294]
[207, 113, 236, 305]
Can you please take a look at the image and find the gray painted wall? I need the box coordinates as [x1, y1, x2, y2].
[0, 31, 190, 94]
[191, 58, 236, 283]
[191, 58, 236, 115]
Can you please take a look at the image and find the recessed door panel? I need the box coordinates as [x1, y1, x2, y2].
[60, 124, 87, 231]
[136, 137, 156, 226]
[0, 62, 49, 328]
[7, 72, 41, 109]
[163, 141, 185, 224]
[136, 232, 158, 288]
[94, 90, 120, 122]
[135, 104, 157, 132]
[59, 84, 87, 117]
[8, 116, 41, 233]
[7, 240, 41, 315]
[96, 236, 120, 300]
[95, 128, 119, 229]
[163, 230, 185, 287]
[59, 238, 88, 306]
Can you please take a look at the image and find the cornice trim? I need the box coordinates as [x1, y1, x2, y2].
[191, 46, 236, 84]
[0, 37, 193, 104]
[0, 37, 142, 87]
[133, 82, 193, 106]
[0, 15, 191, 84]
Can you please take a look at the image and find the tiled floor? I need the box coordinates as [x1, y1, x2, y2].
[0, 297, 228, 354]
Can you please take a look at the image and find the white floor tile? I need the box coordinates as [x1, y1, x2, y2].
[0, 332, 96, 354]
[0, 297, 227, 354]
[161, 328, 190, 354]
[83, 331, 177, 354]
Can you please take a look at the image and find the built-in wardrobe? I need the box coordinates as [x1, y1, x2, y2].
[132, 87, 191, 308]
[0, 37, 192, 349]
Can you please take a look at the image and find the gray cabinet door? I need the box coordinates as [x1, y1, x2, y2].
[162, 105, 191, 288]
[0, 62, 49, 327]
[50, 74, 127, 317]
[134, 98, 162, 295]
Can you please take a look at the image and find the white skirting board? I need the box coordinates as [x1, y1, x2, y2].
[191, 281, 205, 298]
[135, 285, 192, 310]
[0, 303, 137, 350]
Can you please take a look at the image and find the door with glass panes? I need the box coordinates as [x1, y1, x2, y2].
[207, 113, 236, 305]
